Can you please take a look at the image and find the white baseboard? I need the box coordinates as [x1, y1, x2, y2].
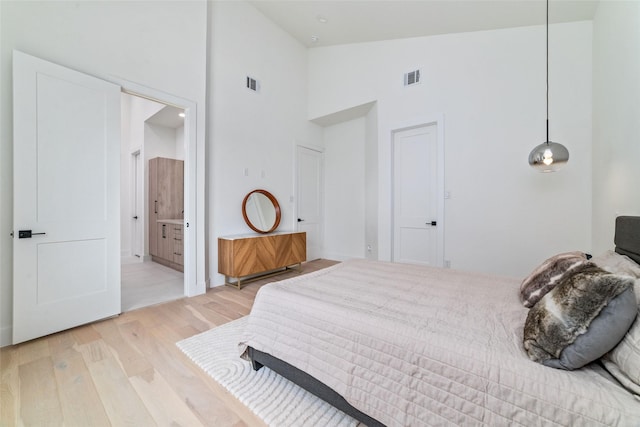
[0, 325, 12, 348]
[210, 273, 225, 288]
[323, 252, 363, 262]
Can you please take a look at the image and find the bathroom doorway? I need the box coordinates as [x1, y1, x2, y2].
[120, 93, 187, 311]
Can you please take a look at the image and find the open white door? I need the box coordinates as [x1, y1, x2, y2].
[13, 51, 121, 344]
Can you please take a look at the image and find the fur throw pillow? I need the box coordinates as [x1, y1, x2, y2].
[523, 262, 636, 370]
[520, 251, 588, 308]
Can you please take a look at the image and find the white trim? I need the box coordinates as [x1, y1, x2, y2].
[296, 142, 325, 154]
[292, 140, 299, 232]
[130, 149, 143, 260]
[0, 326, 11, 348]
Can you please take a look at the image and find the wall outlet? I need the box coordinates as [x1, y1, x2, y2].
[246, 76, 260, 92]
[444, 260, 451, 268]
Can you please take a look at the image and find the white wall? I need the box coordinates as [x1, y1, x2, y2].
[592, 1, 640, 254]
[176, 125, 185, 160]
[309, 22, 593, 278]
[145, 124, 179, 160]
[0, 0, 207, 345]
[323, 118, 366, 260]
[364, 103, 379, 260]
[208, 1, 322, 284]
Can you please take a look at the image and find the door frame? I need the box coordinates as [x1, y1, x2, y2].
[381, 114, 445, 265]
[130, 149, 143, 259]
[118, 79, 204, 297]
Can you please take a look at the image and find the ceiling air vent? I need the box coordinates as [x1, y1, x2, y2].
[246, 76, 260, 92]
[404, 69, 421, 86]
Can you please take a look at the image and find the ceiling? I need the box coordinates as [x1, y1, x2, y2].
[146, 105, 185, 129]
[249, 0, 599, 48]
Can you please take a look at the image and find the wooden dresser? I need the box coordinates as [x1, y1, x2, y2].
[218, 231, 306, 289]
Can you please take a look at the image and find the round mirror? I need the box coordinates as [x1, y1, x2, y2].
[242, 189, 281, 233]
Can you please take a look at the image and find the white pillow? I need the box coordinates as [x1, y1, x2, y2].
[592, 250, 640, 282]
[601, 320, 640, 396]
[593, 251, 640, 395]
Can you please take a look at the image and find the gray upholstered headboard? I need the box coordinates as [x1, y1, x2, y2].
[614, 216, 640, 265]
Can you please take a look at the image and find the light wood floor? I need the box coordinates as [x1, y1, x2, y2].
[0, 259, 339, 427]
[121, 259, 184, 312]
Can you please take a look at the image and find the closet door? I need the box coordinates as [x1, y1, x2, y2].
[156, 158, 183, 219]
[392, 124, 440, 266]
[149, 157, 183, 257]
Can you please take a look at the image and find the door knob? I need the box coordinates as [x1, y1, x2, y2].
[427, 221, 437, 226]
[18, 230, 46, 239]
[133, 216, 138, 219]
[298, 218, 305, 222]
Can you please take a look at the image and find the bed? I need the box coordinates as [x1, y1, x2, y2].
[239, 216, 640, 426]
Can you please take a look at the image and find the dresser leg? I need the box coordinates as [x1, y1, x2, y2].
[223, 264, 304, 290]
[224, 276, 243, 290]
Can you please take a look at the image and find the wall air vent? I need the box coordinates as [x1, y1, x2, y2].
[404, 69, 421, 86]
[246, 76, 260, 92]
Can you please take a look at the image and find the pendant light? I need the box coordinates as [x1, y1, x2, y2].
[528, 0, 569, 172]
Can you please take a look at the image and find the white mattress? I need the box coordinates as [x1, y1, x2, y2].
[239, 259, 640, 426]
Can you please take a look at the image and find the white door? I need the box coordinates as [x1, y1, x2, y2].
[13, 51, 121, 344]
[296, 146, 323, 261]
[392, 124, 440, 266]
[131, 150, 143, 258]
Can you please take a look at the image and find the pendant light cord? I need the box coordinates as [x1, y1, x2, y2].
[529, 0, 568, 170]
[546, 0, 549, 144]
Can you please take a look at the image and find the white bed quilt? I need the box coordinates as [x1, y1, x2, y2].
[239, 259, 640, 426]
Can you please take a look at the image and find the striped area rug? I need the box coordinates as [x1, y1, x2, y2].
[177, 317, 357, 427]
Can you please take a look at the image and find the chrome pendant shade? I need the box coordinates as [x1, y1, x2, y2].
[528, 140, 569, 172]
[529, 119, 569, 172]
[529, 0, 569, 172]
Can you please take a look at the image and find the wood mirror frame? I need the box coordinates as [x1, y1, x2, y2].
[242, 189, 281, 234]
